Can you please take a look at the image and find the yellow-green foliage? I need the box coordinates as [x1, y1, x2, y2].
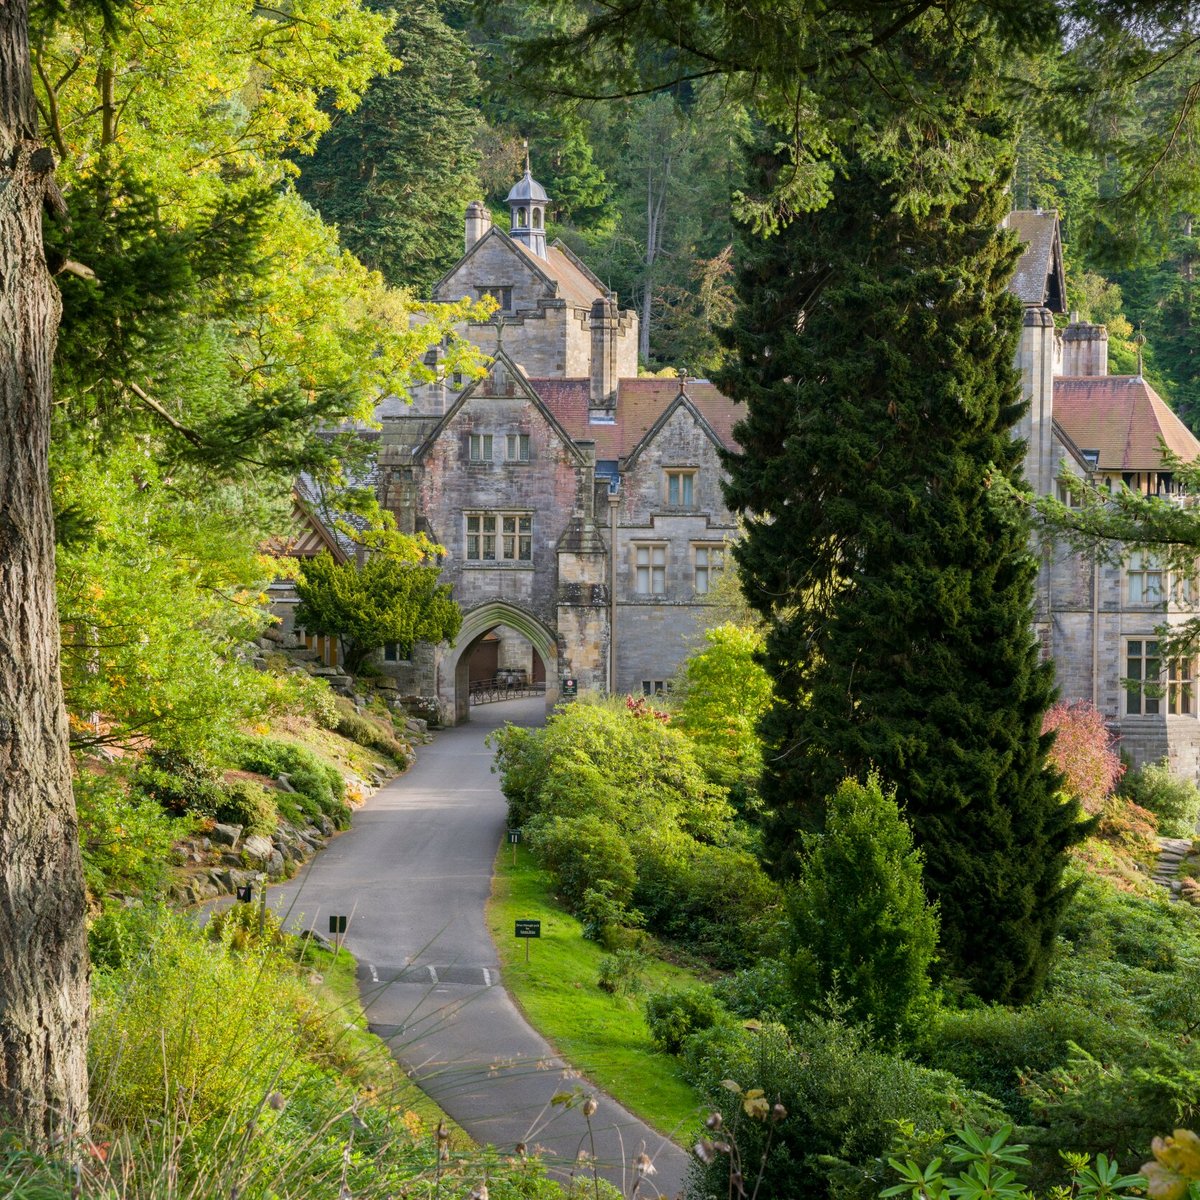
[673, 622, 774, 802]
[90, 914, 312, 1126]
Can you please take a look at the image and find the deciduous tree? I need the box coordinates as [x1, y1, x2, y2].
[293, 550, 462, 675]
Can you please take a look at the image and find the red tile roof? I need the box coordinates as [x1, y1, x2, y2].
[529, 378, 741, 459]
[1053, 375, 1200, 471]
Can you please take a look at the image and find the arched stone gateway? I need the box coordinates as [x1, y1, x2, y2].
[440, 601, 559, 724]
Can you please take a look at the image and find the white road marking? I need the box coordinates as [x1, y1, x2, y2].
[428, 965, 439, 984]
[482, 968, 491, 986]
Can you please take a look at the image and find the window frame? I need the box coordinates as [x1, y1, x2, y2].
[506, 432, 531, 462]
[468, 432, 494, 463]
[633, 542, 668, 595]
[693, 542, 726, 595]
[465, 510, 533, 563]
[665, 469, 697, 508]
[1126, 638, 1197, 716]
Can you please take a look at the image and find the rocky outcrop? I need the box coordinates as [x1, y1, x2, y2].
[168, 816, 337, 906]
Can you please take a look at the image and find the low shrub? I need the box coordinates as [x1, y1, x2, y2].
[527, 813, 638, 913]
[712, 958, 802, 1026]
[75, 768, 193, 896]
[215, 778, 277, 836]
[644, 986, 728, 1054]
[634, 838, 782, 968]
[131, 747, 225, 816]
[682, 1017, 1003, 1200]
[335, 710, 410, 761]
[232, 735, 351, 829]
[578, 886, 644, 945]
[208, 898, 287, 951]
[90, 911, 315, 1127]
[1121, 757, 1200, 837]
[597, 949, 646, 996]
[915, 997, 1132, 1121]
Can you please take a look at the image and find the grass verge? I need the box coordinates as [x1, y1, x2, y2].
[487, 841, 705, 1143]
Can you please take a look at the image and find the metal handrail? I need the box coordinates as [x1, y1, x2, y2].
[468, 677, 548, 704]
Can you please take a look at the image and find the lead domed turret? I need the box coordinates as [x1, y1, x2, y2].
[506, 153, 549, 259]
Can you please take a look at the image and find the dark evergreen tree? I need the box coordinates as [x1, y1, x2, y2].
[720, 129, 1088, 1005]
[298, 0, 482, 295]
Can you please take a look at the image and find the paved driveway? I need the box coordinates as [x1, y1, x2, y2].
[263, 698, 691, 1198]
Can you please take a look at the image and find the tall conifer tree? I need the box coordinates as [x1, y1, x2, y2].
[298, 0, 482, 295]
[721, 123, 1088, 1005]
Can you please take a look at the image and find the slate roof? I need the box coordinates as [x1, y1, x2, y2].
[530, 377, 741, 459]
[1004, 210, 1067, 312]
[1053, 375, 1200, 471]
[511, 238, 606, 309]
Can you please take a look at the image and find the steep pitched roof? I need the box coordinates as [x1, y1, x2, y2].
[530, 377, 741, 459]
[413, 350, 587, 466]
[1004, 210, 1067, 312]
[432, 225, 559, 302]
[263, 486, 351, 563]
[1053, 375, 1200, 471]
[511, 238, 606, 309]
[432, 225, 608, 311]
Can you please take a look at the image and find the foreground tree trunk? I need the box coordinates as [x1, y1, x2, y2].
[0, 0, 90, 1144]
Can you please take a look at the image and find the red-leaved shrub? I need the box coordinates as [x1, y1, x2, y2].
[1042, 700, 1124, 814]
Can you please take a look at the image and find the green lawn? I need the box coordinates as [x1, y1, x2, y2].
[487, 842, 707, 1143]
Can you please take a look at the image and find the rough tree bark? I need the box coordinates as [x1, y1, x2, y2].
[0, 0, 90, 1144]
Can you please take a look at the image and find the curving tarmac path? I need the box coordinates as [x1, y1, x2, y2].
[260, 697, 691, 1198]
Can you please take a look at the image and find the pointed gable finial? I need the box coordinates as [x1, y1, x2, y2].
[524, 138, 531, 177]
[675, 366, 690, 397]
[1135, 326, 1146, 379]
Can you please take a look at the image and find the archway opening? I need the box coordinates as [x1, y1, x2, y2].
[443, 603, 558, 724]
[462, 624, 547, 694]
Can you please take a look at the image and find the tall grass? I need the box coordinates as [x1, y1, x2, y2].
[0, 908, 615, 1200]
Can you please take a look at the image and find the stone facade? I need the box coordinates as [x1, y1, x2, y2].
[1008, 210, 1200, 778]
[369, 167, 738, 722]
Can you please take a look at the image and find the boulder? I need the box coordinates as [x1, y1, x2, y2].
[317, 815, 335, 837]
[211, 823, 242, 848]
[241, 833, 274, 863]
[266, 850, 286, 878]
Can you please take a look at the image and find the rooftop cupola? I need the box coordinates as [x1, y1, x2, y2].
[505, 150, 549, 259]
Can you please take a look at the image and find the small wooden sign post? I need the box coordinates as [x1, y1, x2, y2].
[509, 827, 521, 866]
[515, 918, 541, 964]
[329, 914, 348, 959]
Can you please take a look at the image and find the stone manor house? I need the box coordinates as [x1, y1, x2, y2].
[275, 168, 1200, 775]
[1007, 210, 1200, 777]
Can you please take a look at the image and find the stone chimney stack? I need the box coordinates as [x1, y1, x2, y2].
[589, 295, 619, 409]
[1061, 313, 1108, 377]
[464, 201, 491, 253]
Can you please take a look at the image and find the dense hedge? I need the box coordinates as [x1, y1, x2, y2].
[492, 698, 782, 967]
